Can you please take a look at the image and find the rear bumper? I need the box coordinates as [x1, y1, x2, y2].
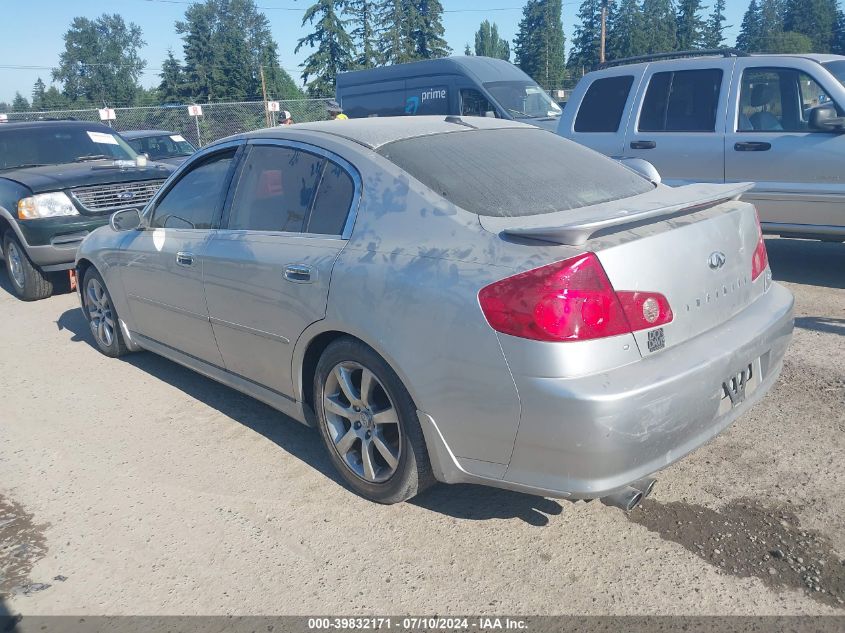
[420, 282, 794, 499]
[503, 282, 794, 498]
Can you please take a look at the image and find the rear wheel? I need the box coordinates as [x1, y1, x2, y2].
[314, 338, 434, 504]
[82, 268, 130, 358]
[3, 234, 52, 301]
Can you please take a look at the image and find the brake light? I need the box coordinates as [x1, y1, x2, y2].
[478, 253, 673, 342]
[751, 210, 768, 281]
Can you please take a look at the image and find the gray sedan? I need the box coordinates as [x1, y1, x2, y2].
[75, 117, 794, 508]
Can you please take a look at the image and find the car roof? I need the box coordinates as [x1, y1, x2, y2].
[236, 115, 532, 150]
[337, 55, 533, 88]
[0, 120, 114, 131]
[599, 52, 845, 73]
[120, 129, 178, 139]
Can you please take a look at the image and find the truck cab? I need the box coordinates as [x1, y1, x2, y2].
[559, 51, 845, 241]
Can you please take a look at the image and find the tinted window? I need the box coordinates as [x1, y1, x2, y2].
[378, 128, 653, 218]
[306, 161, 355, 235]
[739, 68, 835, 132]
[575, 76, 635, 132]
[150, 150, 235, 229]
[127, 134, 196, 160]
[343, 91, 407, 118]
[460, 89, 497, 117]
[227, 146, 323, 232]
[639, 69, 722, 132]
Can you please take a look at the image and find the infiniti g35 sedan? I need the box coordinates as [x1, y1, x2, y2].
[75, 117, 794, 507]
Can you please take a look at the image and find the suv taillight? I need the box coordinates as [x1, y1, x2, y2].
[478, 253, 673, 342]
[751, 210, 768, 281]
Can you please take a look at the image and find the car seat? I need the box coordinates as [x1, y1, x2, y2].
[748, 84, 783, 131]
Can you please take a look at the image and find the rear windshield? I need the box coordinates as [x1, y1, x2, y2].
[377, 128, 653, 217]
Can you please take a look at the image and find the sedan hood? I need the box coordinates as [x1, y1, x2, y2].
[0, 160, 173, 194]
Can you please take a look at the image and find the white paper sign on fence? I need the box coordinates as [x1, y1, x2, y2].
[188, 105, 204, 117]
[98, 108, 116, 121]
[0, 114, 8, 123]
[267, 101, 280, 112]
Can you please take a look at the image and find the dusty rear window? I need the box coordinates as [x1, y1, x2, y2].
[377, 128, 653, 218]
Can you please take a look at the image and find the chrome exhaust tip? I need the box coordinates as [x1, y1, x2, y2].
[600, 486, 644, 512]
[629, 477, 657, 499]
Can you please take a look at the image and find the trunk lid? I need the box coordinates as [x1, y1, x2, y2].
[480, 183, 767, 354]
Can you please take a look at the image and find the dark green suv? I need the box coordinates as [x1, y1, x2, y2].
[0, 120, 174, 300]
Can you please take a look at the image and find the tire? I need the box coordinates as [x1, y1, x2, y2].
[314, 338, 435, 504]
[3, 233, 52, 301]
[82, 267, 130, 358]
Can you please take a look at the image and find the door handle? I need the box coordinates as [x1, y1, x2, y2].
[630, 140, 657, 150]
[284, 264, 316, 284]
[175, 251, 195, 267]
[734, 141, 772, 152]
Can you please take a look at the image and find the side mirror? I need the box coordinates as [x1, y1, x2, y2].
[110, 208, 142, 232]
[809, 104, 845, 132]
[618, 158, 662, 185]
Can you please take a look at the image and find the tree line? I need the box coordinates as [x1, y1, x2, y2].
[6, 0, 845, 114]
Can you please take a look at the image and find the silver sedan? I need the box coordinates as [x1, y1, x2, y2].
[75, 116, 794, 507]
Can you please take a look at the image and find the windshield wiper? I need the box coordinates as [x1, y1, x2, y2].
[0, 163, 49, 170]
[74, 154, 112, 162]
[505, 107, 531, 118]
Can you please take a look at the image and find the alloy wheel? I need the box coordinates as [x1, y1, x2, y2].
[85, 278, 115, 349]
[323, 361, 402, 483]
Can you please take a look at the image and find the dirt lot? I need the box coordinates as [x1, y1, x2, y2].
[0, 237, 843, 616]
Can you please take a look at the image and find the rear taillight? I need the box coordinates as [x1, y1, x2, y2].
[478, 253, 673, 342]
[751, 210, 768, 281]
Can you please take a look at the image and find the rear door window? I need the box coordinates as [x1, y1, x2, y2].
[227, 146, 323, 233]
[305, 161, 356, 236]
[639, 69, 723, 132]
[575, 76, 635, 132]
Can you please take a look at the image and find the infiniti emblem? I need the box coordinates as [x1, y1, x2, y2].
[708, 251, 727, 270]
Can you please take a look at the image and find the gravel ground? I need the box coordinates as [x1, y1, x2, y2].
[0, 237, 842, 616]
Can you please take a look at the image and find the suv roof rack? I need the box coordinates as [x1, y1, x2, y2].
[599, 48, 748, 69]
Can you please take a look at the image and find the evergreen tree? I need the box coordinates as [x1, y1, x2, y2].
[31, 78, 46, 111]
[765, 31, 813, 52]
[474, 20, 510, 60]
[641, 0, 677, 53]
[784, 0, 839, 52]
[347, 0, 379, 68]
[41, 86, 70, 110]
[514, 0, 567, 90]
[465, 43, 473, 55]
[159, 51, 185, 103]
[834, 6, 845, 54]
[296, 0, 353, 96]
[737, 0, 762, 51]
[607, 0, 647, 60]
[12, 92, 30, 112]
[676, 0, 706, 50]
[758, 0, 785, 50]
[176, 0, 301, 102]
[52, 14, 146, 105]
[409, 0, 450, 59]
[567, 0, 603, 72]
[701, 0, 728, 48]
[379, 0, 417, 65]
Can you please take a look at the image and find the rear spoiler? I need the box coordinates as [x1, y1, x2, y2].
[497, 182, 755, 246]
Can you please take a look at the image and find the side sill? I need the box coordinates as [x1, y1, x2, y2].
[131, 332, 310, 426]
[416, 410, 570, 500]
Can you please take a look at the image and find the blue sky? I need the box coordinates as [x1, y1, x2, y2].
[0, 0, 748, 104]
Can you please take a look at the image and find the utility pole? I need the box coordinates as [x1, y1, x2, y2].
[600, 1, 610, 65]
[259, 65, 270, 127]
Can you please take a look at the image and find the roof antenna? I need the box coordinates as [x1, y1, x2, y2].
[444, 116, 476, 129]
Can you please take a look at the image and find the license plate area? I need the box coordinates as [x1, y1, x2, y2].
[717, 356, 763, 415]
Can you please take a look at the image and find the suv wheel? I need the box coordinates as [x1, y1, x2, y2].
[2, 233, 52, 301]
[314, 338, 435, 504]
[82, 268, 130, 357]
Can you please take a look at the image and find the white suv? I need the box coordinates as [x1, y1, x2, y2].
[558, 51, 845, 241]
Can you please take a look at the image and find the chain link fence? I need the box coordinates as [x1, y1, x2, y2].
[4, 99, 331, 147]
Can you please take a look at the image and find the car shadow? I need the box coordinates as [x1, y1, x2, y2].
[56, 307, 564, 525]
[0, 265, 75, 299]
[766, 237, 845, 290]
[0, 595, 20, 633]
[794, 316, 845, 336]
